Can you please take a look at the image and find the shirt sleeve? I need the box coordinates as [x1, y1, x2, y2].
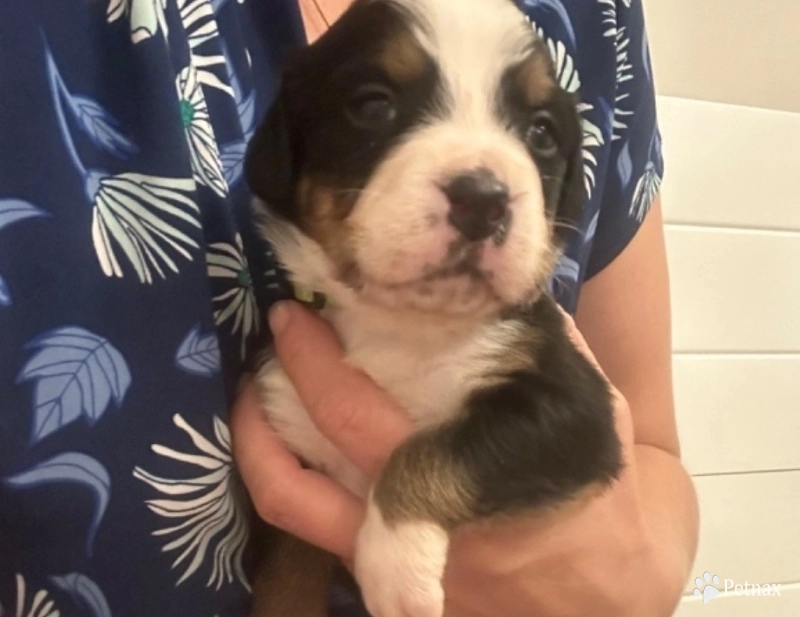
[584, 0, 665, 280]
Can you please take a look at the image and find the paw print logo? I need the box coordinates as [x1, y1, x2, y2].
[693, 572, 721, 604]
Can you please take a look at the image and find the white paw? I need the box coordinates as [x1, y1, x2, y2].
[355, 500, 449, 617]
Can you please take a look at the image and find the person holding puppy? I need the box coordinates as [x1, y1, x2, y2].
[0, 1, 697, 616]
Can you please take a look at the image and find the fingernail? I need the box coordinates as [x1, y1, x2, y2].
[268, 301, 291, 336]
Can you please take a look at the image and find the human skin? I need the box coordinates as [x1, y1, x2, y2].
[232, 197, 700, 616]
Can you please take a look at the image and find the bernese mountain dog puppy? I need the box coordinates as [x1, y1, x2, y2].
[244, 1, 622, 615]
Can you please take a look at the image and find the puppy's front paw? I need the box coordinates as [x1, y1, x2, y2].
[355, 501, 449, 617]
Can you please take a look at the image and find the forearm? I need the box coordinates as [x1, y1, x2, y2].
[634, 443, 699, 614]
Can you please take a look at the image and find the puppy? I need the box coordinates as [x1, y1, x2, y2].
[244, 0, 623, 615]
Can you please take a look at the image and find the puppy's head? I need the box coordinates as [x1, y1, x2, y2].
[246, 0, 584, 318]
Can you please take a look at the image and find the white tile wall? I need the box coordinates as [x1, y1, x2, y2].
[659, 93, 800, 615]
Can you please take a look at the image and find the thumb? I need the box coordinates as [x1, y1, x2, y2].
[268, 301, 412, 477]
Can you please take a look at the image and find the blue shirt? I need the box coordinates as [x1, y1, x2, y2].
[0, 1, 663, 615]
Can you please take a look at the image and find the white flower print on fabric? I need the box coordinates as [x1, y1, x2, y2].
[597, 0, 617, 38]
[206, 233, 259, 357]
[91, 173, 202, 284]
[45, 43, 201, 284]
[612, 26, 634, 141]
[3, 574, 60, 617]
[133, 414, 251, 591]
[178, 0, 234, 96]
[527, 20, 605, 199]
[107, 0, 168, 44]
[176, 67, 229, 198]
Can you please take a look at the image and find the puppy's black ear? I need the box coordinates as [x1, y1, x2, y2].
[554, 115, 587, 243]
[245, 86, 299, 220]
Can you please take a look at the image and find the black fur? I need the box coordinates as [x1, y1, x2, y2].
[458, 297, 622, 517]
[373, 294, 622, 527]
[245, 0, 440, 225]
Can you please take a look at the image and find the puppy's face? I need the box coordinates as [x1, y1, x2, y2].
[246, 0, 584, 317]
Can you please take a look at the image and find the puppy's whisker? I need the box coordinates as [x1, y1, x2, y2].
[553, 220, 582, 234]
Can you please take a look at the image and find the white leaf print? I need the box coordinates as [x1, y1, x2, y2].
[176, 67, 229, 198]
[597, 0, 617, 38]
[133, 414, 251, 591]
[7, 574, 60, 617]
[612, 27, 634, 141]
[177, 0, 234, 96]
[107, 0, 168, 44]
[578, 103, 604, 198]
[630, 162, 661, 222]
[90, 172, 201, 284]
[206, 234, 258, 357]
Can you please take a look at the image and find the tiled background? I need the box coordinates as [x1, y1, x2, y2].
[644, 0, 800, 614]
[298, 1, 800, 615]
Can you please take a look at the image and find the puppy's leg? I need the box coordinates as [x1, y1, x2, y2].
[250, 527, 335, 617]
[354, 346, 623, 617]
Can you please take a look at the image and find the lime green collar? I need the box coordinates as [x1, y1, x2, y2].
[291, 282, 334, 310]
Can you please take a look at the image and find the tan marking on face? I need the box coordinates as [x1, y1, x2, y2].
[380, 25, 429, 82]
[296, 176, 361, 285]
[517, 52, 557, 106]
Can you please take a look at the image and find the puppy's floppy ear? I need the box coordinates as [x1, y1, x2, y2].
[554, 107, 587, 237]
[245, 85, 300, 220]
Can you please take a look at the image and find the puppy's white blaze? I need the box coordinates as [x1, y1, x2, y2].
[352, 120, 550, 307]
[356, 499, 449, 617]
[346, 0, 551, 311]
[396, 0, 531, 110]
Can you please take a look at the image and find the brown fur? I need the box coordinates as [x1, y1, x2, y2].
[297, 177, 362, 285]
[249, 528, 335, 617]
[380, 26, 430, 83]
[374, 430, 478, 529]
[516, 48, 557, 106]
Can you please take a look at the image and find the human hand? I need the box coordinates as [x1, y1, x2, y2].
[231, 300, 412, 561]
[231, 301, 678, 616]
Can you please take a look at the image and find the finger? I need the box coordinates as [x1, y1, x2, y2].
[269, 301, 413, 477]
[556, 304, 604, 374]
[231, 378, 365, 559]
[555, 305, 635, 446]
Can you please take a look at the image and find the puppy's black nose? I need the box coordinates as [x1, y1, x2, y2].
[443, 169, 510, 242]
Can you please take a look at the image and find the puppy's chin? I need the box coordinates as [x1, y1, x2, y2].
[356, 272, 504, 318]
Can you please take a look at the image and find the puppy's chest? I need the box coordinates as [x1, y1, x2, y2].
[346, 338, 485, 426]
[258, 314, 509, 495]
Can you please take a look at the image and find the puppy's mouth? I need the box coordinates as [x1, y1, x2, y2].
[344, 246, 506, 316]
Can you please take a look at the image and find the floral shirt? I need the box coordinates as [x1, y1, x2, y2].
[0, 1, 663, 616]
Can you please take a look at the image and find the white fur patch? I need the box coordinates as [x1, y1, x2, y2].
[355, 499, 449, 617]
[342, 0, 551, 313]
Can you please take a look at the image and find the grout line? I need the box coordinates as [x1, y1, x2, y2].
[664, 222, 800, 237]
[692, 468, 800, 479]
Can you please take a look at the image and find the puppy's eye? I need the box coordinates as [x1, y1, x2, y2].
[526, 111, 559, 157]
[346, 85, 397, 130]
